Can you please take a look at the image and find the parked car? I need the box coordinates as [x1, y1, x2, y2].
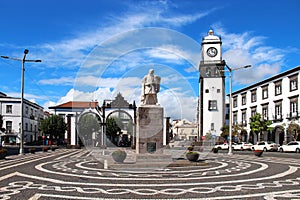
[214, 143, 229, 150]
[279, 141, 300, 153]
[232, 142, 253, 151]
[251, 141, 279, 152]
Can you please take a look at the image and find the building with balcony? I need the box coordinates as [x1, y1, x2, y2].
[231, 66, 300, 145]
[0, 92, 44, 144]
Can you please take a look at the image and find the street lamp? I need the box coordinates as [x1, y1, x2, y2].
[1, 49, 41, 155]
[225, 64, 251, 155]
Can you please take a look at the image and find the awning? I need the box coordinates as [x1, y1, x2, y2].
[268, 123, 285, 128]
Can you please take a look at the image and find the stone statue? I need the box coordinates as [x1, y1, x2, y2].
[141, 69, 161, 105]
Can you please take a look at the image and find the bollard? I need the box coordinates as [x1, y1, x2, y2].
[104, 159, 108, 169]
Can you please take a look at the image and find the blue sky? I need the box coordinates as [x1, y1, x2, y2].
[1, 0, 300, 121]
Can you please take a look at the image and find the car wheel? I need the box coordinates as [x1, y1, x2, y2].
[296, 148, 300, 153]
[279, 148, 284, 152]
[241, 147, 244, 151]
[263, 147, 267, 152]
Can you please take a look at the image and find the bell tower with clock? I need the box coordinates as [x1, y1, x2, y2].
[199, 29, 226, 140]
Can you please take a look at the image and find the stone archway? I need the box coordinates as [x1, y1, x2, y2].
[272, 126, 284, 145]
[77, 110, 102, 148]
[100, 93, 137, 148]
[106, 110, 134, 147]
[240, 129, 248, 142]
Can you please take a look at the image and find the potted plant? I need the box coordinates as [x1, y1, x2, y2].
[112, 149, 127, 163]
[212, 147, 218, 153]
[254, 149, 263, 157]
[186, 145, 199, 162]
[0, 148, 8, 159]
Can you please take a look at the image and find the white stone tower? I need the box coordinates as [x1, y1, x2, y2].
[199, 30, 226, 140]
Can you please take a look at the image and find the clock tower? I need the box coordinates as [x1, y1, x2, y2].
[199, 30, 226, 140]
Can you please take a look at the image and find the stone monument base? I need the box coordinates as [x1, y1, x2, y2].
[136, 105, 164, 154]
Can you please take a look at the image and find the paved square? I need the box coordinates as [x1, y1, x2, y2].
[0, 149, 300, 199]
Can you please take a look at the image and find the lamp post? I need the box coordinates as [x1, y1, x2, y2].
[1, 49, 41, 155]
[225, 64, 251, 155]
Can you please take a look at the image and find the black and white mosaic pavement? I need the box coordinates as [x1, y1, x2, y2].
[0, 149, 300, 199]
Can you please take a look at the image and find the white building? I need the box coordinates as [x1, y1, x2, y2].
[172, 119, 198, 141]
[0, 92, 44, 144]
[232, 66, 300, 145]
[199, 30, 226, 139]
[49, 101, 99, 147]
[49, 93, 137, 148]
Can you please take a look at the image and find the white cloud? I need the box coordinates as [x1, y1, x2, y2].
[38, 77, 74, 86]
[54, 85, 197, 121]
[159, 89, 198, 121]
[22, 2, 287, 122]
[215, 27, 286, 86]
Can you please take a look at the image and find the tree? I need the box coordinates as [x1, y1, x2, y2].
[40, 115, 67, 144]
[106, 117, 121, 145]
[249, 113, 272, 142]
[78, 113, 101, 146]
[287, 122, 300, 141]
[220, 125, 229, 139]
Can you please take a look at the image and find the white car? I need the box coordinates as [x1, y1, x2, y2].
[232, 142, 253, 151]
[251, 141, 279, 152]
[279, 141, 300, 153]
[214, 143, 229, 150]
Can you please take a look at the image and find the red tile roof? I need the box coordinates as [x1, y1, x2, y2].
[49, 101, 98, 109]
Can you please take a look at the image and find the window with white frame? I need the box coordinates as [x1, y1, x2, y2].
[275, 102, 282, 119]
[262, 86, 268, 99]
[208, 100, 217, 111]
[262, 104, 268, 120]
[241, 93, 246, 105]
[290, 77, 298, 91]
[274, 81, 282, 96]
[290, 98, 298, 117]
[251, 107, 257, 117]
[211, 123, 214, 131]
[6, 105, 12, 113]
[251, 90, 257, 102]
[233, 112, 238, 125]
[242, 110, 247, 125]
[6, 121, 12, 133]
[233, 97, 237, 108]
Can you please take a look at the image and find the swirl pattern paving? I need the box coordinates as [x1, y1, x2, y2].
[0, 149, 299, 199]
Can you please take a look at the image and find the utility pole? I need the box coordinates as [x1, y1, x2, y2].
[1, 49, 41, 154]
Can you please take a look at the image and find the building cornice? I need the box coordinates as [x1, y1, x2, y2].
[231, 66, 300, 96]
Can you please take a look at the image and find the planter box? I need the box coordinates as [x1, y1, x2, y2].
[112, 150, 127, 163]
[186, 152, 199, 162]
[254, 150, 263, 157]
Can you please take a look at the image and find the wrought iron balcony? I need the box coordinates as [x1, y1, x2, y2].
[286, 111, 299, 120]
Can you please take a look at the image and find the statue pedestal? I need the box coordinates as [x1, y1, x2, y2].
[136, 105, 163, 154]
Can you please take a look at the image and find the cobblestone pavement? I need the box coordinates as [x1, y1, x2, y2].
[0, 149, 300, 199]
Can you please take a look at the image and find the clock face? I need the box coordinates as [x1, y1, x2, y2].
[207, 47, 218, 57]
